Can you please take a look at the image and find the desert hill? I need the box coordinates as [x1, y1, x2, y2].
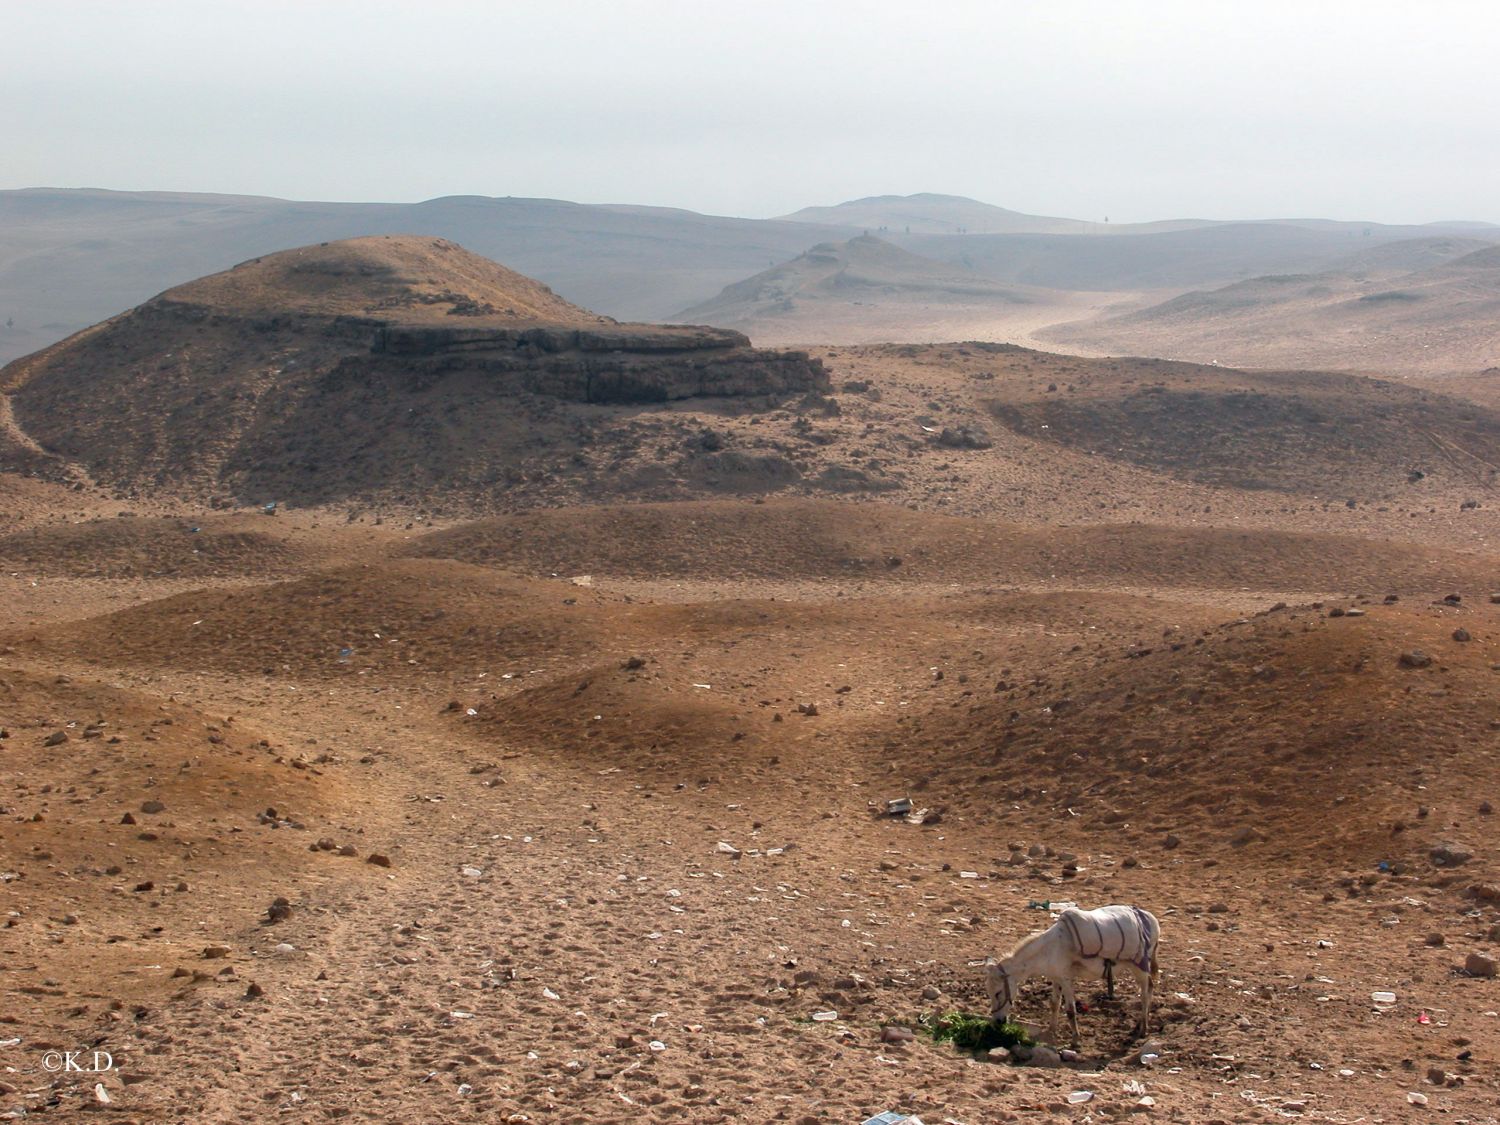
[981, 353, 1500, 494]
[673, 234, 1081, 344]
[1046, 239, 1500, 374]
[0, 236, 827, 506]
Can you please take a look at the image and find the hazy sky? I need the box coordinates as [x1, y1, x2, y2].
[7, 0, 1500, 224]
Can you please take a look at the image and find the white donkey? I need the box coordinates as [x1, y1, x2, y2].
[984, 904, 1161, 1045]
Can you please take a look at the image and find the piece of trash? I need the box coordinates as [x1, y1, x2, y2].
[959, 871, 980, 879]
[691, 683, 712, 690]
[716, 841, 741, 857]
[1316, 939, 1334, 949]
[1372, 991, 1397, 1004]
[811, 1010, 838, 1021]
[648, 1040, 666, 1052]
[465, 707, 477, 716]
[94, 1083, 111, 1105]
[458, 1083, 473, 1095]
[461, 865, 483, 878]
[1408, 1091, 1429, 1106]
[1417, 1011, 1431, 1024]
[1068, 1091, 1095, 1104]
[1123, 1079, 1147, 1096]
[885, 797, 913, 815]
[863, 1114, 923, 1125]
[450, 1011, 475, 1019]
[542, 988, 560, 1000]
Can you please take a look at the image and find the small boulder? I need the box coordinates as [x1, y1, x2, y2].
[1399, 650, 1433, 669]
[1465, 951, 1497, 978]
[1430, 844, 1473, 868]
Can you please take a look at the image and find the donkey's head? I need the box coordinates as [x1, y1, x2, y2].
[982, 956, 1013, 1021]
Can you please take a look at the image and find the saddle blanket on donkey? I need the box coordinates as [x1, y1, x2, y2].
[1057, 904, 1158, 972]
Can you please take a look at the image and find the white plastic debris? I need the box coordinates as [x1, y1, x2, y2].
[811, 1010, 838, 1021]
[1408, 1091, 1429, 1106]
[461, 866, 484, 878]
[94, 1084, 111, 1105]
[1068, 1090, 1095, 1104]
[542, 988, 560, 1000]
[1372, 991, 1397, 1004]
[648, 1040, 666, 1052]
[716, 841, 741, 857]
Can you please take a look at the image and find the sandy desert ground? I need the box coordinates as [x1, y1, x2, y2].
[2, 240, 1498, 1124]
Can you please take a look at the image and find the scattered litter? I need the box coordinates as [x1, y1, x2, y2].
[1372, 991, 1397, 1005]
[1417, 1012, 1431, 1025]
[691, 683, 712, 690]
[461, 866, 484, 878]
[959, 871, 980, 879]
[1408, 1091, 1429, 1106]
[885, 797, 913, 815]
[542, 988, 560, 1000]
[1068, 1091, 1095, 1105]
[811, 1010, 839, 1021]
[1123, 1079, 1147, 1096]
[864, 1114, 925, 1125]
[450, 1011, 475, 1019]
[716, 841, 742, 857]
[648, 1040, 666, 1052]
[93, 1084, 111, 1105]
[457, 1083, 473, 1095]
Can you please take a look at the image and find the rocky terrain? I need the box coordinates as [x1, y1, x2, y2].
[0, 241, 1497, 1123]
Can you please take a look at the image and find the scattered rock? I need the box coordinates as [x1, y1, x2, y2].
[1464, 951, 1497, 978]
[880, 1025, 915, 1043]
[985, 1045, 1011, 1063]
[43, 730, 68, 746]
[1452, 628, 1471, 643]
[1399, 650, 1433, 669]
[140, 799, 166, 814]
[202, 945, 231, 959]
[366, 854, 391, 868]
[265, 898, 292, 924]
[921, 985, 942, 1001]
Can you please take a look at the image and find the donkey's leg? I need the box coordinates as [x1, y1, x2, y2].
[1047, 982, 1061, 1043]
[1062, 978, 1080, 1046]
[1104, 959, 1116, 999]
[1133, 964, 1154, 1037]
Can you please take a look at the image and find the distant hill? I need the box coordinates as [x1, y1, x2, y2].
[1045, 238, 1500, 373]
[674, 233, 1069, 342]
[777, 193, 1113, 235]
[2, 187, 1497, 366]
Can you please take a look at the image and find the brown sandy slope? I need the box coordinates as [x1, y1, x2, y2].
[4, 509, 1498, 1120]
[1046, 241, 1500, 376]
[0, 515, 317, 579]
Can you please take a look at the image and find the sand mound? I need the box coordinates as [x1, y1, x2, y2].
[0, 515, 306, 578]
[406, 498, 1497, 594]
[21, 559, 616, 677]
[909, 601, 1499, 859]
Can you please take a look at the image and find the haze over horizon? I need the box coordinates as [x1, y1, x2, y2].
[8, 0, 1500, 227]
